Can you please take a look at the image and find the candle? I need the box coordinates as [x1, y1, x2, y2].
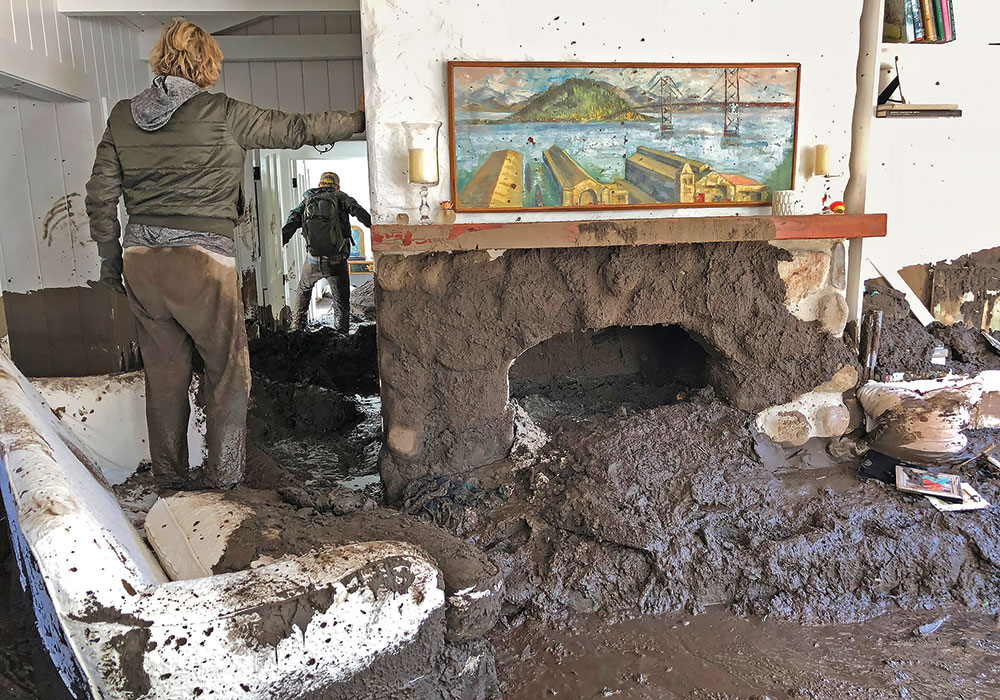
[814, 144, 831, 177]
[409, 148, 438, 184]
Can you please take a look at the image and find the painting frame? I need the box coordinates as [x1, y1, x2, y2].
[447, 61, 802, 214]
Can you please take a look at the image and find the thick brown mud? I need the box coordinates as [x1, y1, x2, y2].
[7, 302, 1000, 698]
[495, 604, 1000, 699]
[403, 388, 1000, 626]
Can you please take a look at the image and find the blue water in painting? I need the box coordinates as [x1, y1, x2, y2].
[454, 107, 795, 207]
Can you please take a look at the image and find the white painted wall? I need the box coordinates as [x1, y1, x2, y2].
[360, 0, 864, 226]
[865, 2, 1000, 273]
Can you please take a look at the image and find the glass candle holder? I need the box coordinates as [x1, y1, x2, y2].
[403, 121, 442, 224]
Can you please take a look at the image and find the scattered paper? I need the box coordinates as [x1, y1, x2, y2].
[926, 482, 991, 512]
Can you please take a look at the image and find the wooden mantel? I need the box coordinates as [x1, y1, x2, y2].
[371, 214, 887, 254]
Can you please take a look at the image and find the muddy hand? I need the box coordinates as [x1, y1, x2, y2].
[100, 256, 126, 295]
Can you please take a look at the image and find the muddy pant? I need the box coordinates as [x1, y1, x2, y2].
[293, 254, 350, 331]
[123, 246, 250, 488]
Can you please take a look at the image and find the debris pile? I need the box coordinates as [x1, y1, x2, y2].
[349, 279, 377, 321]
[243, 323, 384, 506]
[248, 322, 379, 395]
[863, 280, 1000, 378]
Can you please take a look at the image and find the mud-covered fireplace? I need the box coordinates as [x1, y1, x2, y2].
[509, 324, 711, 413]
[372, 218, 883, 500]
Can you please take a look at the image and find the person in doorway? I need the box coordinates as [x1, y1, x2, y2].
[281, 172, 371, 332]
[85, 18, 365, 490]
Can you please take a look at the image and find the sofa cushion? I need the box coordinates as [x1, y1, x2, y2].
[145, 490, 504, 640]
[145, 492, 255, 580]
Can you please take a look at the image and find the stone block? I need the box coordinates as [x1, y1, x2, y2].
[778, 251, 831, 306]
[813, 404, 852, 437]
[818, 291, 849, 336]
[388, 425, 418, 455]
[815, 365, 860, 394]
[376, 255, 411, 292]
[761, 410, 811, 446]
[831, 242, 846, 289]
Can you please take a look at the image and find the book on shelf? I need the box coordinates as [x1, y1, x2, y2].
[877, 103, 959, 111]
[883, 0, 906, 42]
[876, 103, 962, 118]
[912, 0, 926, 41]
[920, 0, 938, 41]
[933, 0, 946, 42]
[885, 0, 955, 43]
[904, 0, 915, 42]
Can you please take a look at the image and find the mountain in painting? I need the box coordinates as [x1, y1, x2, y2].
[625, 85, 658, 107]
[509, 78, 649, 122]
[461, 86, 523, 111]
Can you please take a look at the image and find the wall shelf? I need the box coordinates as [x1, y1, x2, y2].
[372, 214, 888, 254]
[876, 106, 962, 118]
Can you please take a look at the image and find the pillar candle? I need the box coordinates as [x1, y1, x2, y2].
[814, 144, 831, 177]
[409, 148, 438, 184]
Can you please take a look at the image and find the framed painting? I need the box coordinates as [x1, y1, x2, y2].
[448, 61, 801, 213]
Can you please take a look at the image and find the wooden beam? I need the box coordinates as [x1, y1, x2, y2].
[844, 0, 884, 330]
[58, 0, 358, 13]
[372, 214, 888, 254]
[0, 38, 89, 102]
[212, 34, 362, 61]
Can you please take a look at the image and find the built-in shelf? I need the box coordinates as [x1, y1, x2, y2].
[372, 214, 888, 254]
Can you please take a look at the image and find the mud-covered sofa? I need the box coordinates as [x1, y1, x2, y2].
[0, 352, 497, 699]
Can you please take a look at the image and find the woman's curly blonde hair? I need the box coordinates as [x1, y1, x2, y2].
[150, 18, 223, 89]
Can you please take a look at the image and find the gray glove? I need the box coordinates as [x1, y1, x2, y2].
[100, 256, 126, 295]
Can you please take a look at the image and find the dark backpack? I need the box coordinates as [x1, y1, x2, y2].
[302, 190, 346, 257]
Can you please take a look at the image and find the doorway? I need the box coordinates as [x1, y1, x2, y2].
[253, 140, 371, 327]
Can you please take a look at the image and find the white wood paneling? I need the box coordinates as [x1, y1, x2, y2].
[301, 60, 329, 113]
[10, 0, 31, 47]
[0, 92, 43, 294]
[21, 99, 75, 289]
[59, 0, 361, 12]
[275, 61, 304, 112]
[248, 61, 278, 109]
[327, 60, 354, 112]
[0, 11, 146, 293]
[222, 61, 252, 102]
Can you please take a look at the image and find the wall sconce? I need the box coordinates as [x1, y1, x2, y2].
[403, 121, 442, 224]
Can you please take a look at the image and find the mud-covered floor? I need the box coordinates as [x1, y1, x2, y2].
[496, 604, 1000, 699]
[5, 294, 1000, 698]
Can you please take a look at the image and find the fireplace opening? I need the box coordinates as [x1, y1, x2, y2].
[508, 324, 712, 414]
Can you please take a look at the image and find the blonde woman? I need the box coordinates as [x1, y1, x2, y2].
[85, 18, 365, 489]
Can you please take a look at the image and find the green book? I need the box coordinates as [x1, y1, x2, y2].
[932, 0, 946, 43]
[948, 0, 956, 40]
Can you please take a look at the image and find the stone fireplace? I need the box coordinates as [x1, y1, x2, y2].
[373, 216, 885, 500]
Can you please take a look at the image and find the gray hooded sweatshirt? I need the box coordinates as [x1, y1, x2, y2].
[120, 76, 236, 257]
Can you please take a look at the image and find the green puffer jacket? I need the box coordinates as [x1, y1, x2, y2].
[86, 80, 364, 259]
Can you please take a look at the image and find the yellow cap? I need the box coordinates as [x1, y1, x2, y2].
[319, 171, 340, 187]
